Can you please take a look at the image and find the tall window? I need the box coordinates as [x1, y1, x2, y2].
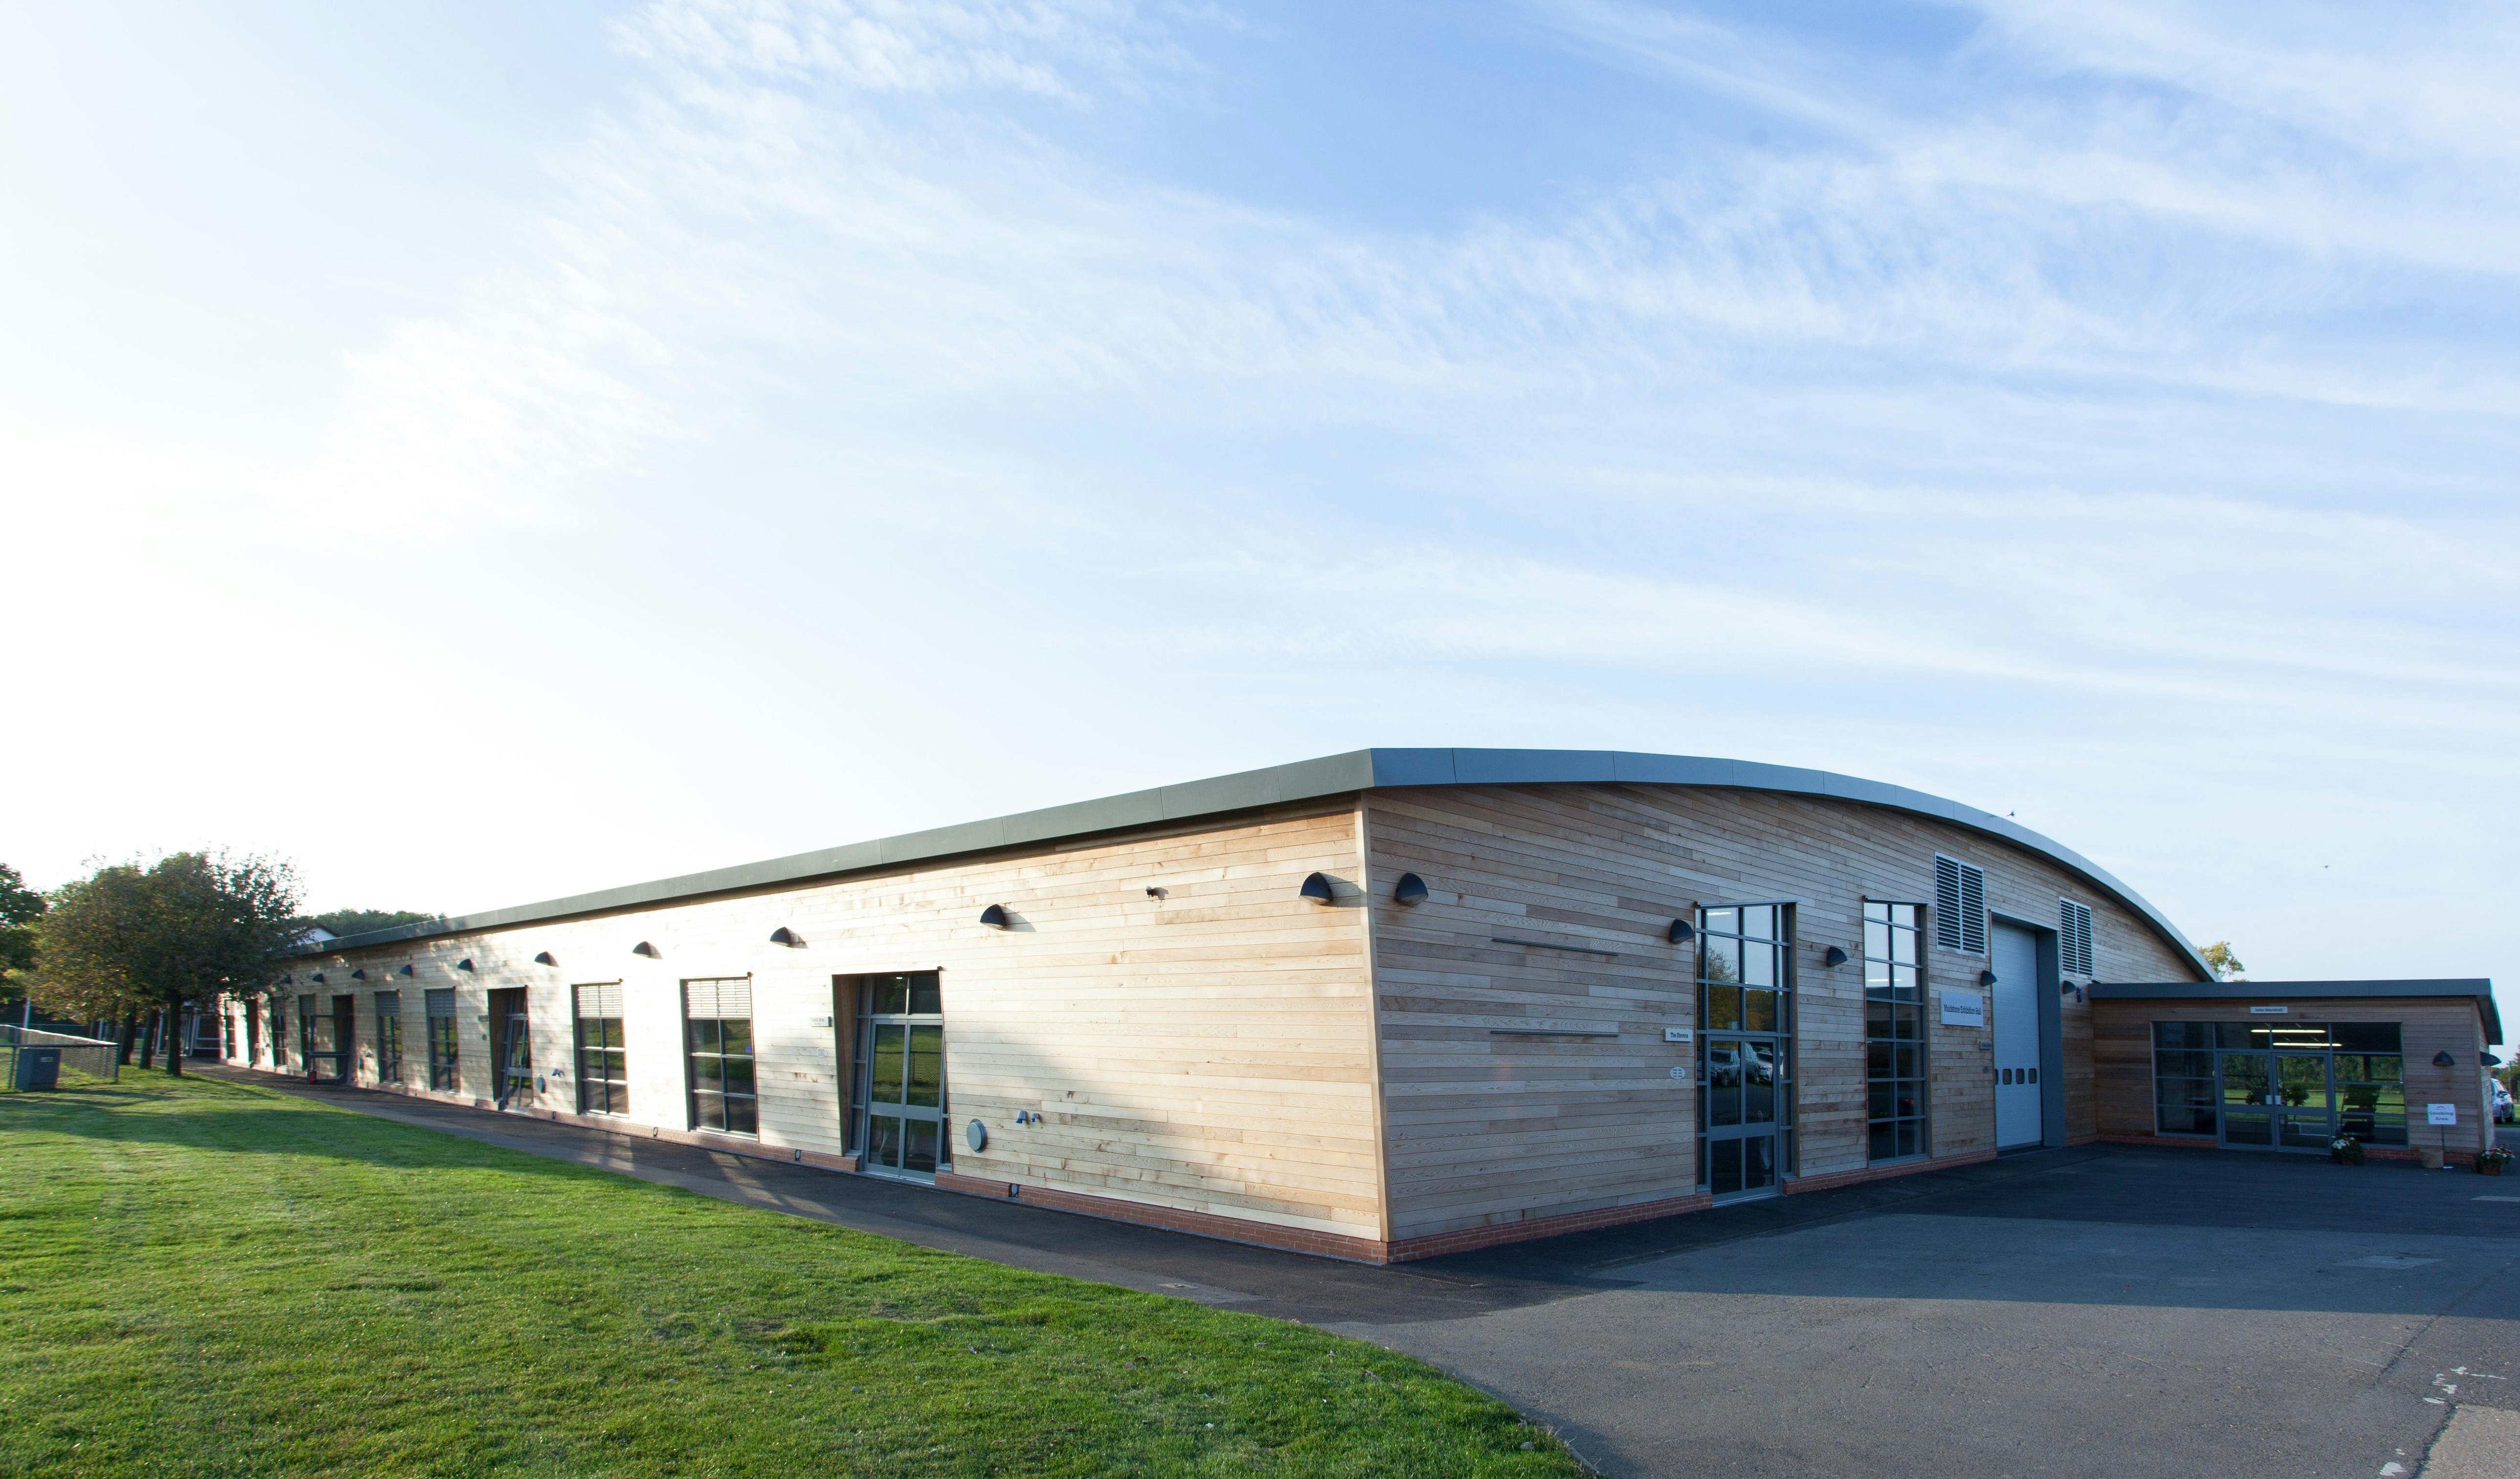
[1933, 854, 1987, 954]
[2151, 1022, 2217, 1135]
[1696, 904, 1793, 1197]
[575, 982, 628, 1117]
[267, 996, 285, 1068]
[851, 972, 946, 1176]
[2330, 1024, 2407, 1147]
[1863, 901, 1928, 1161]
[685, 977, 756, 1136]
[375, 991, 403, 1084]
[425, 988, 460, 1091]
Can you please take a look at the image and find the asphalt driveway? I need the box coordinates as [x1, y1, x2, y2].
[206, 1066, 2520, 1478]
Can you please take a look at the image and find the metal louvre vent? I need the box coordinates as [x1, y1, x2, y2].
[1934, 854, 1988, 955]
[2059, 899, 2095, 977]
[683, 976, 752, 1021]
[575, 981, 625, 1019]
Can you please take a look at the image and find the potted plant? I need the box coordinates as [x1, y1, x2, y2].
[2329, 1134, 2365, 1166]
[2478, 1147, 2511, 1177]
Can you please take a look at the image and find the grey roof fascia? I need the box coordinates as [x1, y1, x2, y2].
[299, 746, 2213, 979]
[2089, 978, 2501, 1044]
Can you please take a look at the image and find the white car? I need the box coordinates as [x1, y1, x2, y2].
[2495, 1081, 2514, 1124]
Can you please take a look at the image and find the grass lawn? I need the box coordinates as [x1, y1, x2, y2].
[0, 1072, 1587, 1478]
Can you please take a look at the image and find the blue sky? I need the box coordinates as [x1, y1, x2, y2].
[5, 1, 2515, 1027]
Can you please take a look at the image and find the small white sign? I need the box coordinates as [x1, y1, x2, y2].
[1663, 1027, 1692, 1043]
[2428, 1103, 2459, 1126]
[809, 1015, 835, 1028]
[1940, 989, 1984, 1028]
[1668, 1065, 1689, 1082]
[2248, 1005, 2288, 1015]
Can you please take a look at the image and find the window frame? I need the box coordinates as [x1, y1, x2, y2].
[1694, 900, 1797, 1192]
[374, 990, 403, 1085]
[574, 981, 629, 1118]
[683, 976, 758, 1138]
[1861, 898, 1931, 1164]
[424, 988, 460, 1092]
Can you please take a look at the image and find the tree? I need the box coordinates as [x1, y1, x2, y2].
[33, 851, 303, 1076]
[2196, 941, 2246, 982]
[0, 862, 43, 999]
[297, 908, 435, 940]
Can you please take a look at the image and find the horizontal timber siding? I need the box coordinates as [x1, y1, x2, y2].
[1364, 784, 2202, 1243]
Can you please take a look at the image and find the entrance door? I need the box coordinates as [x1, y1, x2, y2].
[488, 988, 532, 1108]
[2219, 1053, 2273, 1146]
[1703, 1037, 1781, 1198]
[1991, 923, 2042, 1148]
[852, 972, 944, 1179]
[2273, 1053, 2334, 1150]
[302, 993, 353, 1084]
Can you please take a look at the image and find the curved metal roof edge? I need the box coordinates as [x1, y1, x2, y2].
[297, 746, 2212, 979]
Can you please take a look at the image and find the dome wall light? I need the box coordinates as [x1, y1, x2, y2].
[1979, 969, 1998, 987]
[350, 969, 367, 980]
[632, 941, 660, 958]
[455, 959, 474, 972]
[1393, 873, 1429, 906]
[1145, 886, 1167, 899]
[770, 926, 803, 947]
[397, 964, 415, 976]
[533, 951, 557, 966]
[1668, 918, 1696, 945]
[1299, 872, 1335, 905]
[978, 904, 1011, 929]
[310, 972, 325, 984]
[2433, 1050, 2457, 1067]
[1822, 945, 1849, 968]
[2485, 1053, 2503, 1068]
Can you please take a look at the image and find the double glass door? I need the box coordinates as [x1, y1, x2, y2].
[301, 993, 354, 1083]
[2219, 1052, 2332, 1150]
[852, 973, 944, 1179]
[1703, 1036, 1782, 1198]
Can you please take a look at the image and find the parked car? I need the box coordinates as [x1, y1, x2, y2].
[2495, 1082, 2513, 1124]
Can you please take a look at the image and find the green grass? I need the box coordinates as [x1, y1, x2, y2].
[0, 1072, 1586, 1478]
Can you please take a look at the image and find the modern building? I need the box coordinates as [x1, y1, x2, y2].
[222, 749, 2501, 1262]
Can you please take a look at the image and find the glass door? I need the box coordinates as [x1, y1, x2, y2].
[2218, 1053, 2272, 1147]
[489, 988, 532, 1108]
[1703, 1037, 1780, 1198]
[852, 973, 944, 1179]
[2273, 1053, 2334, 1150]
[303, 993, 354, 1083]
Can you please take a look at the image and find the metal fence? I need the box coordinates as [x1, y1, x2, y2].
[1, 1025, 123, 1088]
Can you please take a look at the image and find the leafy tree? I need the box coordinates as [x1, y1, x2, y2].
[0, 862, 42, 986]
[2196, 941, 2246, 981]
[298, 908, 435, 940]
[33, 851, 302, 1077]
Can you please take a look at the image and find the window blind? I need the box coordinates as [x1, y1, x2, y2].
[575, 982, 624, 1018]
[684, 977, 752, 1020]
[424, 988, 456, 1018]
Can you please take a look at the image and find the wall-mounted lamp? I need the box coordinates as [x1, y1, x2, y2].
[397, 964, 415, 976]
[281, 974, 292, 986]
[1668, 918, 1696, 945]
[1822, 946, 1850, 968]
[2433, 1050, 2458, 1067]
[2485, 1053, 2503, 1068]
[1299, 872, 1335, 905]
[978, 904, 1011, 929]
[2061, 980, 2084, 1002]
[632, 941, 660, 958]
[310, 972, 325, 984]
[454, 959, 474, 972]
[533, 951, 557, 966]
[1393, 873, 1429, 906]
[351, 969, 367, 980]
[770, 927, 803, 947]
[1979, 970, 1998, 987]
[1145, 887, 1166, 899]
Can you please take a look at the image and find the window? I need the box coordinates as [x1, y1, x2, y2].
[1933, 855, 1987, 954]
[575, 982, 628, 1117]
[267, 996, 285, 1068]
[375, 991, 403, 1084]
[1696, 903, 1794, 1197]
[1863, 901, 1929, 1161]
[425, 988, 459, 1091]
[850, 972, 947, 1176]
[685, 977, 756, 1136]
[2058, 899, 2094, 977]
[297, 993, 316, 1069]
[2151, 1022, 2217, 1135]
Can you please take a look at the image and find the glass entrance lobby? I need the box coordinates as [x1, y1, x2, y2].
[2150, 1021, 2407, 1151]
